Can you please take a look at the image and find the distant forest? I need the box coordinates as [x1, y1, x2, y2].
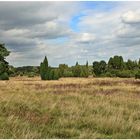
[1, 43, 140, 80]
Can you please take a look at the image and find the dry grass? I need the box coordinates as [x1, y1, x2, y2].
[0, 76, 140, 138]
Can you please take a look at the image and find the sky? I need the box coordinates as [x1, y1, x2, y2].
[0, 1, 140, 67]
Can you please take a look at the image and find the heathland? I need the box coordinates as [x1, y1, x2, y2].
[0, 77, 140, 138]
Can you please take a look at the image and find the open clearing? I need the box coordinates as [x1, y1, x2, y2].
[0, 77, 140, 138]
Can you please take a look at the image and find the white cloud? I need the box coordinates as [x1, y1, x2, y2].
[1, 1, 140, 66]
[71, 32, 96, 44]
[121, 10, 140, 24]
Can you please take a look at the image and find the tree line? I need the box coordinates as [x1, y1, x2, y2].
[0, 43, 140, 80]
[40, 55, 140, 80]
[93, 56, 140, 78]
[40, 56, 89, 80]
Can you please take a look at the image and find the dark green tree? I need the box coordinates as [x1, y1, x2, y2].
[53, 69, 59, 80]
[8, 65, 16, 77]
[40, 56, 48, 80]
[80, 66, 89, 77]
[126, 59, 138, 70]
[86, 61, 88, 68]
[49, 69, 55, 80]
[44, 56, 48, 68]
[93, 61, 100, 76]
[135, 71, 140, 79]
[0, 44, 10, 80]
[138, 59, 140, 69]
[58, 64, 68, 77]
[40, 57, 60, 80]
[93, 60, 106, 76]
[72, 62, 81, 77]
[108, 56, 124, 70]
[46, 66, 51, 80]
[100, 61, 107, 73]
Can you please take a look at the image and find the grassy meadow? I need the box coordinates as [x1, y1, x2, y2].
[0, 77, 140, 138]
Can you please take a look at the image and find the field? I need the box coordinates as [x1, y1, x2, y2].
[0, 77, 140, 138]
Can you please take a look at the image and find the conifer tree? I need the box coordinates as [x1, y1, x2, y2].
[86, 61, 88, 68]
[40, 56, 48, 80]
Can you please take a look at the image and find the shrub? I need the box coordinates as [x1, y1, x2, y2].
[101, 72, 116, 77]
[92, 72, 96, 77]
[9, 73, 17, 77]
[117, 70, 134, 78]
[135, 71, 140, 79]
[53, 69, 60, 80]
[27, 72, 35, 78]
[63, 70, 73, 77]
[20, 72, 24, 76]
[0, 72, 9, 80]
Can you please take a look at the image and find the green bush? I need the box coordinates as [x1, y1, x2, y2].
[117, 70, 134, 78]
[9, 73, 17, 77]
[27, 72, 35, 78]
[63, 70, 73, 77]
[0, 72, 9, 80]
[53, 69, 60, 80]
[102, 72, 116, 77]
[135, 71, 140, 79]
[103, 70, 120, 77]
[20, 72, 24, 76]
[110, 70, 120, 76]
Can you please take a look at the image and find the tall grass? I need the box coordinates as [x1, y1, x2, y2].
[0, 77, 140, 138]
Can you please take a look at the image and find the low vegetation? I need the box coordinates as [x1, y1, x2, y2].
[135, 71, 140, 79]
[0, 77, 140, 138]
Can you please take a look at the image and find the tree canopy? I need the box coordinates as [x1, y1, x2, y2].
[0, 44, 10, 80]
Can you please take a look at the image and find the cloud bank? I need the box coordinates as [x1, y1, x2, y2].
[0, 2, 140, 66]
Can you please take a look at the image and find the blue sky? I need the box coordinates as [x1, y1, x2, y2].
[0, 1, 140, 66]
[70, 2, 119, 31]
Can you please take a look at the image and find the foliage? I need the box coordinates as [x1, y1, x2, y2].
[0, 43, 10, 58]
[3, 52, 140, 79]
[72, 62, 81, 77]
[101, 72, 116, 77]
[125, 59, 139, 70]
[0, 61, 7, 74]
[117, 70, 134, 78]
[0, 72, 9, 80]
[92, 56, 140, 77]
[8, 65, 16, 77]
[0, 44, 10, 80]
[135, 71, 140, 79]
[53, 69, 59, 80]
[27, 72, 36, 78]
[48, 69, 60, 80]
[40, 57, 60, 80]
[40, 56, 49, 80]
[59, 64, 68, 77]
[72, 62, 89, 78]
[93, 60, 107, 76]
[63, 69, 74, 77]
[13, 66, 39, 77]
[108, 56, 124, 70]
